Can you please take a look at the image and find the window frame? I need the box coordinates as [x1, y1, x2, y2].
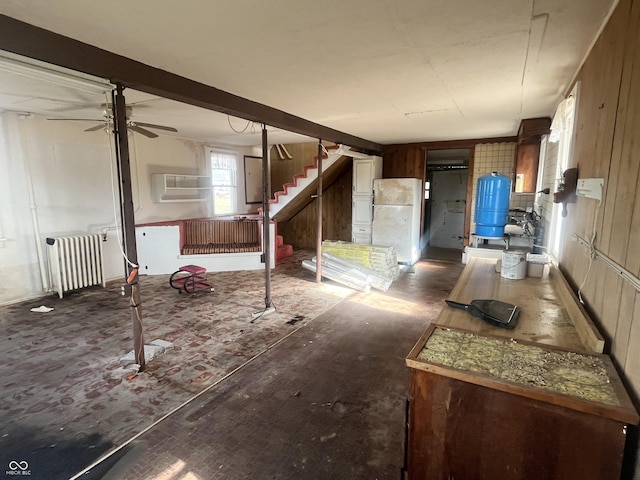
[207, 147, 239, 216]
[548, 82, 580, 262]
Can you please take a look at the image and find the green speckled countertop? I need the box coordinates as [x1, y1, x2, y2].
[418, 327, 618, 406]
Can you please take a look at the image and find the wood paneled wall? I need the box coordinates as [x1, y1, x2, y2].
[276, 167, 353, 248]
[558, 0, 640, 402]
[556, 2, 640, 473]
[382, 145, 426, 179]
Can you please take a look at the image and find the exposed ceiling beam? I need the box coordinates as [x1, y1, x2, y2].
[0, 14, 383, 154]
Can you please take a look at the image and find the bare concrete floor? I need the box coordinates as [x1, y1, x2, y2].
[0, 252, 463, 480]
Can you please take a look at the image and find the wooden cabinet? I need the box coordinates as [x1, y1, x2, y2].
[514, 118, 551, 193]
[407, 367, 632, 480]
[353, 158, 382, 196]
[405, 259, 639, 479]
[352, 196, 373, 225]
[151, 174, 211, 203]
[514, 143, 540, 193]
[351, 156, 382, 243]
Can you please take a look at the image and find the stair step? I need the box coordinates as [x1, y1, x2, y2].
[276, 243, 293, 261]
[268, 145, 346, 219]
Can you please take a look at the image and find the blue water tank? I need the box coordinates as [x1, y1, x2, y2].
[475, 172, 511, 238]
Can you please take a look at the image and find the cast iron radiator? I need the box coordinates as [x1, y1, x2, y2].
[46, 234, 106, 298]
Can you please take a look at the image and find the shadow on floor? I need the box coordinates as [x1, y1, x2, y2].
[422, 246, 463, 262]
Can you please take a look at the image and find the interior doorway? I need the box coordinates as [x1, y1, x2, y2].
[422, 149, 470, 260]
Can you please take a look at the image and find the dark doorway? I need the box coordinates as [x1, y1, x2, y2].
[422, 149, 470, 261]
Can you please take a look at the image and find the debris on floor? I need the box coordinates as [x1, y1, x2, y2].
[30, 305, 54, 313]
[120, 338, 174, 365]
[286, 315, 305, 325]
[109, 363, 141, 380]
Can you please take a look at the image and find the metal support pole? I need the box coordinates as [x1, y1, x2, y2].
[316, 140, 323, 283]
[262, 124, 272, 308]
[112, 85, 145, 371]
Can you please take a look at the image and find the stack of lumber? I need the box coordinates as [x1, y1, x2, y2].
[321, 240, 399, 280]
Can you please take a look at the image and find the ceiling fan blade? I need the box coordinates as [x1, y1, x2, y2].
[84, 124, 107, 132]
[133, 122, 178, 133]
[128, 125, 158, 138]
[47, 118, 103, 122]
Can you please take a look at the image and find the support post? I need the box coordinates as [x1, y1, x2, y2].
[316, 140, 323, 283]
[262, 124, 272, 308]
[112, 85, 145, 371]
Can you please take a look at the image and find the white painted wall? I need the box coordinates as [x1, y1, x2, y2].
[0, 111, 262, 305]
[131, 133, 209, 223]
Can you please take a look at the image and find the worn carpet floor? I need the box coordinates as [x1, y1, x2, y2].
[0, 251, 463, 479]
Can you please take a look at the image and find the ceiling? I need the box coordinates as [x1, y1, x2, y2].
[0, 0, 617, 148]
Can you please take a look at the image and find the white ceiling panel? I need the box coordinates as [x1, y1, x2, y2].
[0, 0, 617, 146]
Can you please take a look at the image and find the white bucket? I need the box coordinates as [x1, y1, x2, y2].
[501, 250, 527, 280]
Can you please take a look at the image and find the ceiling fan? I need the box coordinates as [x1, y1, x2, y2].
[47, 103, 178, 138]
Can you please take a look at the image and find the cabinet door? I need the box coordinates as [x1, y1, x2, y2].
[352, 232, 372, 244]
[353, 158, 382, 196]
[352, 196, 373, 225]
[514, 143, 540, 193]
[407, 369, 628, 480]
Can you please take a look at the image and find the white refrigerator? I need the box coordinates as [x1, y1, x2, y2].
[372, 178, 422, 265]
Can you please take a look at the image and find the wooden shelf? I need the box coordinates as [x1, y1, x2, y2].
[152, 174, 211, 203]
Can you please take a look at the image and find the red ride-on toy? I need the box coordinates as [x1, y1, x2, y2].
[169, 264, 214, 295]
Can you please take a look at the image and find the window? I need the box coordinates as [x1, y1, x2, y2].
[209, 148, 238, 215]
